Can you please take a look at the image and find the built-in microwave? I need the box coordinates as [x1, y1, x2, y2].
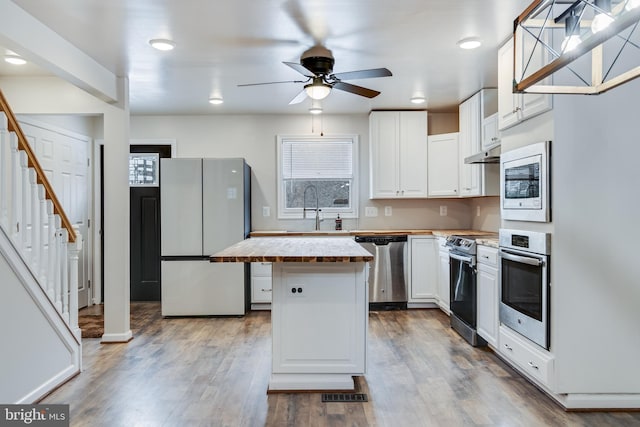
[500, 141, 551, 222]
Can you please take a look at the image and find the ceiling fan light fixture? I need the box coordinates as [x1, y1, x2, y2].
[4, 54, 26, 65]
[208, 97, 224, 105]
[149, 38, 176, 51]
[410, 96, 426, 104]
[309, 106, 323, 115]
[457, 37, 482, 50]
[304, 78, 332, 100]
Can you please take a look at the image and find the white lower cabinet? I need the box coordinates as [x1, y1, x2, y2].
[251, 262, 272, 308]
[499, 325, 554, 388]
[436, 237, 450, 314]
[271, 263, 367, 378]
[476, 245, 499, 348]
[408, 236, 437, 303]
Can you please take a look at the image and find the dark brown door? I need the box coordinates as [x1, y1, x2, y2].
[130, 145, 171, 301]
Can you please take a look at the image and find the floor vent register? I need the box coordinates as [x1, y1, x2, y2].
[321, 393, 368, 403]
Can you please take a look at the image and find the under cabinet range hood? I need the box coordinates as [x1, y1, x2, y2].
[464, 144, 501, 164]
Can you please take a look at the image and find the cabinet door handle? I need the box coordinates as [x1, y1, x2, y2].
[528, 361, 539, 370]
[261, 288, 272, 292]
[504, 344, 513, 351]
[464, 187, 471, 191]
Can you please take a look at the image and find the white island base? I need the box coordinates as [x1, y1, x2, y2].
[269, 262, 368, 392]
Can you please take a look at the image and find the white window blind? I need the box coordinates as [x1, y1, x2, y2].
[282, 140, 353, 179]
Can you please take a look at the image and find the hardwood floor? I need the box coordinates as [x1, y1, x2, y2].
[44, 303, 640, 426]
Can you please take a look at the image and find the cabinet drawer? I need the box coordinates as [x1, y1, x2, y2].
[499, 326, 553, 386]
[251, 262, 272, 277]
[477, 246, 498, 267]
[251, 276, 272, 302]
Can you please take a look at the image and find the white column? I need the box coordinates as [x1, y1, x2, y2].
[102, 77, 132, 343]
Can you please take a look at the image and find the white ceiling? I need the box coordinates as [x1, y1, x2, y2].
[1, 0, 531, 115]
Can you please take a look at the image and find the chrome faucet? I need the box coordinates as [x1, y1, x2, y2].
[303, 184, 322, 230]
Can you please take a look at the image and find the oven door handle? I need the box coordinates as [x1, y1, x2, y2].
[449, 252, 474, 265]
[499, 249, 544, 267]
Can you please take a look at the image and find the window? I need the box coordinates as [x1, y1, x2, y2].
[129, 153, 159, 187]
[277, 135, 358, 219]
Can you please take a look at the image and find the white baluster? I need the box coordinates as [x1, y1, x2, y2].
[46, 201, 56, 298]
[20, 151, 30, 260]
[53, 219, 62, 313]
[60, 228, 69, 323]
[0, 113, 8, 230]
[29, 169, 40, 275]
[10, 134, 21, 244]
[38, 185, 47, 285]
[68, 228, 82, 339]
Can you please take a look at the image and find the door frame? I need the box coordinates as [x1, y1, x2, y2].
[92, 138, 176, 305]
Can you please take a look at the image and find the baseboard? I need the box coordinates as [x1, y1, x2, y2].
[559, 393, 640, 410]
[18, 365, 79, 404]
[407, 302, 438, 309]
[101, 330, 133, 343]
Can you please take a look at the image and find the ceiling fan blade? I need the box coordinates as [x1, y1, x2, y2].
[333, 82, 380, 98]
[238, 80, 306, 87]
[283, 61, 317, 77]
[331, 68, 393, 81]
[289, 89, 308, 105]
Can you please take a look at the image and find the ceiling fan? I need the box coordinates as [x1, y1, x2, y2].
[238, 45, 392, 104]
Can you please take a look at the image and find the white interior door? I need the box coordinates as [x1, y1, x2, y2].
[19, 118, 91, 309]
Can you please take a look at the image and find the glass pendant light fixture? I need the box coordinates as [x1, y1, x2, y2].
[592, 0, 614, 33]
[304, 77, 331, 100]
[561, 9, 582, 52]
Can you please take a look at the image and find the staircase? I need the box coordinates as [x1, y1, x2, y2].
[0, 89, 82, 403]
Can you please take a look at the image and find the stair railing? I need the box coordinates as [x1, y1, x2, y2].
[0, 88, 82, 338]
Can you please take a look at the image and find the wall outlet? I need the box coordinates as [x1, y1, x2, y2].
[290, 284, 305, 296]
[476, 206, 481, 217]
[384, 206, 392, 216]
[439, 205, 448, 216]
[262, 206, 270, 217]
[365, 206, 378, 217]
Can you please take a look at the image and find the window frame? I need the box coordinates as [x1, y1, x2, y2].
[276, 134, 359, 220]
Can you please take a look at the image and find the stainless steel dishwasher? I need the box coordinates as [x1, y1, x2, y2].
[355, 235, 408, 310]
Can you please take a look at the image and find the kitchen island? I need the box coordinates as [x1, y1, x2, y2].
[210, 237, 373, 392]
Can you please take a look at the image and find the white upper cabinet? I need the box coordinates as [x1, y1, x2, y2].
[427, 132, 459, 197]
[498, 37, 552, 131]
[458, 89, 499, 197]
[369, 111, 428, 199]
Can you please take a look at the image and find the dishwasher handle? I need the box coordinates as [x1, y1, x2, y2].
[355, 235, 407, 245]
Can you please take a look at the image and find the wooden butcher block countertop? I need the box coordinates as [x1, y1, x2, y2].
[210, 237, 374, 263]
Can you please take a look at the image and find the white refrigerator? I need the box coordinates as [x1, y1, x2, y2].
[160, 158, 250, 316]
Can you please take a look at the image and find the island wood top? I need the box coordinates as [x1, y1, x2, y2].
[210, 237, 374, 263]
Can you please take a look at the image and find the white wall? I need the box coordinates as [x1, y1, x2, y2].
[130, 114, 474, 232]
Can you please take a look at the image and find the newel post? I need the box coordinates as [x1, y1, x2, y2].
[68, 226, 82, 340]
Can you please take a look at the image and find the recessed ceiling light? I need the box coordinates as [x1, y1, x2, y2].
[149, 39, 176, 51]
[457, 37, 482, 50]
[4, 54, 27, 65]
[410, 96, 426, 104]
[309, 107, 323, 115]
[209, 97, 224, 105]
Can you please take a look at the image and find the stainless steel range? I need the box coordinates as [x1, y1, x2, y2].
[446, 235, 489, 347]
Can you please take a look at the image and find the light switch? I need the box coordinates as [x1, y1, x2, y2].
[384, 206, 392, 216]
[262, 206, 270, 217]
[440, 206, 448, 216]
[365, 206, 378, 217]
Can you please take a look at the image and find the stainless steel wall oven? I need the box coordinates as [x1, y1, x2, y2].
[499, 229, 551, 350]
